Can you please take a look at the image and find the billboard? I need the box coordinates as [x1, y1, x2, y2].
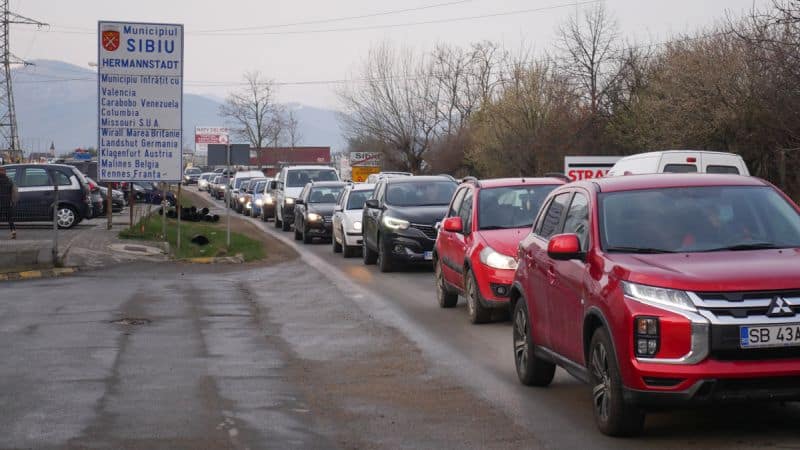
[97, 21, 184, 182]
[350, 151, 381, 167]
[195, 126, 230, 155]
[563, 156, 621, 181]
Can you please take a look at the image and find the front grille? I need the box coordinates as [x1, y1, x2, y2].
[695, 289, 800, 361]
[323, 216, 332, 225]
[410, 223, 437, 240]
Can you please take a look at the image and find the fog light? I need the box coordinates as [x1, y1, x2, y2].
[634, 316, 660, 357]
[496, 286, 507, 296]
[393, 244, 405, 254]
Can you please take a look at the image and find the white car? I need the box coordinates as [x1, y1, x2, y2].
[332, 183, 375, 257]
[606, 150, 750, 176]
[197, 172, 214, 191]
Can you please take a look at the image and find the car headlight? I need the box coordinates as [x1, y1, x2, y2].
[255, 199, 263, 206]
[285, 197, 295, 205]
[479, 246, 518, 270]
[352, 220, 362, 231]
[622, 282, 697, 312]
[382, 216, 410, 230]
[265, 195, 274, 204]
[239, 197, 245, 203]
[307, 212, 322, 222]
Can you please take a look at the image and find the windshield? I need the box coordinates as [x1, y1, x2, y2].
[309, 186, 344, 203]
[253, 181, 267, 193]
[347, 189, 374, 210]
[234, 178, 251, 189]
[287, 169, 338, 188]
[386, 181, 457, 207]
[479, 185, 558, 230]
[200, 174, 211, 180]
[599, 186, 800, 253]
[186, 168, 201, 175]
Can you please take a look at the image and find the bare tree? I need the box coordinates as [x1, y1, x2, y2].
[285, 109, 302, 148]
[219, 71, 282, 149]
[557, 3, 621, 115]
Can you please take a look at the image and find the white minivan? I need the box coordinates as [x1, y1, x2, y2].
[273, 165, 340, 232]
[606, 150, 750, 177]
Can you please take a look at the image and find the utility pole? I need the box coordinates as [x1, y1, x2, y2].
[0, 1, 46, 162]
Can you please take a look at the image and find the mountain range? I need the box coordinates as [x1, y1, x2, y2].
[13, 60, 346, 155]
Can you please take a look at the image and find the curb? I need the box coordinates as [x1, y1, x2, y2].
[182, 254, 245, 264]
[0, 267, 78, 282]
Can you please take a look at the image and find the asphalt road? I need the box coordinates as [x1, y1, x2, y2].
[197, 187, 800, 449]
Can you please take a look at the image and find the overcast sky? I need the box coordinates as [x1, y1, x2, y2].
[13, 0, 768, 110]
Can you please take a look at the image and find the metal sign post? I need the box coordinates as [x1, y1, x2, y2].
[177, 183, 181, 251]
[226, 142, 231, 248]
[106, 182, 113, 230]
[161, 182, 167, 240]
[52, 180, 59, 265]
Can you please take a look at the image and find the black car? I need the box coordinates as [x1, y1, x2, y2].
[183, 167, 202, 185]
[362, 175, 457, 272]
[1, 163, 93, 228]
[293, 181, 347, 244]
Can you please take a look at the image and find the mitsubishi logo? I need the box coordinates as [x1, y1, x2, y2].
[767, 296, 794, 317]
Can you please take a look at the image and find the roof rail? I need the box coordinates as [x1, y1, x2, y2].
[544, 172, 571, 182]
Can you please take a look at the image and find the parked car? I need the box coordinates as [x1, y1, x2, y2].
[129, 182, 175, 206]
[197, 172, 215, 191]
[274, 165, 340, 232]
[259, 179, 279, 222]
[332, 183, 375, 257]
[362, 175, 457, 272]
[99, 185, 125, 212]
[510, 173, 800, 436]
[293, 181, 347, 244]
[434, 177, 564, 323]
[1, 163, 92, 228]
[183, 167, 202, 185]
[606, 150, 749, 176]
[84, 177, 105, 218]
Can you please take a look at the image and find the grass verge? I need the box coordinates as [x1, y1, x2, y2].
[119, 213, 265, 261]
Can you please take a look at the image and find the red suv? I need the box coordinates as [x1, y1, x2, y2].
[434, 177, 564, 323]
[511, 174, 800, 436]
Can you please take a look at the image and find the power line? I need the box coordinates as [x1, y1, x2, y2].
[31, 0, 600, 37]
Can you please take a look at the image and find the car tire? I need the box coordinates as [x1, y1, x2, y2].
[274, 213, 282, 228]
[294, 225, 302, 241]
[302, 225, 312, 244]
[435, 260, 458, 308]
[362, 237, 377, 265]
[332, 229, 343, 253]
[343, 244, 358, 258]
[56, 205, 79, 229]
[281, 213, 291, 232]
[466, 270, 492, 324]
[377, 236, 393, 272]
[589, 328, 646, 437]
[513, 299, 555, 386]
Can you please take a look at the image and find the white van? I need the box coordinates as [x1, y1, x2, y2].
[273, 165, 340, 231]
[606, 150, 750, 177]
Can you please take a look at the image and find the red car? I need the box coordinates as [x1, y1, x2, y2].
[434, 177, 564, 323]
[510, 174, 800, 436]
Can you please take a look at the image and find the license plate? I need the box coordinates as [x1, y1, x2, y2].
[740, 324, 800, 349]
[423, 251, 433, 261]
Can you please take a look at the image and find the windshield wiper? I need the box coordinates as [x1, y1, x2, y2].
[605, 246, 677, 254]
[705, 242, 783, 252]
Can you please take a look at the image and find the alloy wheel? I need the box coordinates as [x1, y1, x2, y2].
[591, 341, 611, 423]
[57, 207, 76, 228]
[513, 306, 528, 371]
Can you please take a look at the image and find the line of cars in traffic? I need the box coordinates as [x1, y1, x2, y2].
[198, 150, 800, 437]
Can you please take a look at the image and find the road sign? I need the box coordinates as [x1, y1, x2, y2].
[351, 166, 380, 182]
[97, 21, 184, 182]
[73, 151, 92, 161]
[350, 151, 381, 167]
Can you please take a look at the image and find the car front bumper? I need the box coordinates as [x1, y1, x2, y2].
[382, 230, 435, 263]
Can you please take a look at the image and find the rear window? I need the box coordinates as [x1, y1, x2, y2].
[706, 165, 740, 174]
[286, 169, 338, 188]
[663, 164, 698, 173]
[386, 181, 456, 207]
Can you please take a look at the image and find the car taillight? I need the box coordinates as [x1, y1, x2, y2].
[634, 317, 659, 357]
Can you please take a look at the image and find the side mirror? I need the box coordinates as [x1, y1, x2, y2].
[547, 233, 584, 261]
[269, 181, 277, 190]
[365, 199, 380, 209]
[295, 198, 305, 205]
[442, 216, 463, 233]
